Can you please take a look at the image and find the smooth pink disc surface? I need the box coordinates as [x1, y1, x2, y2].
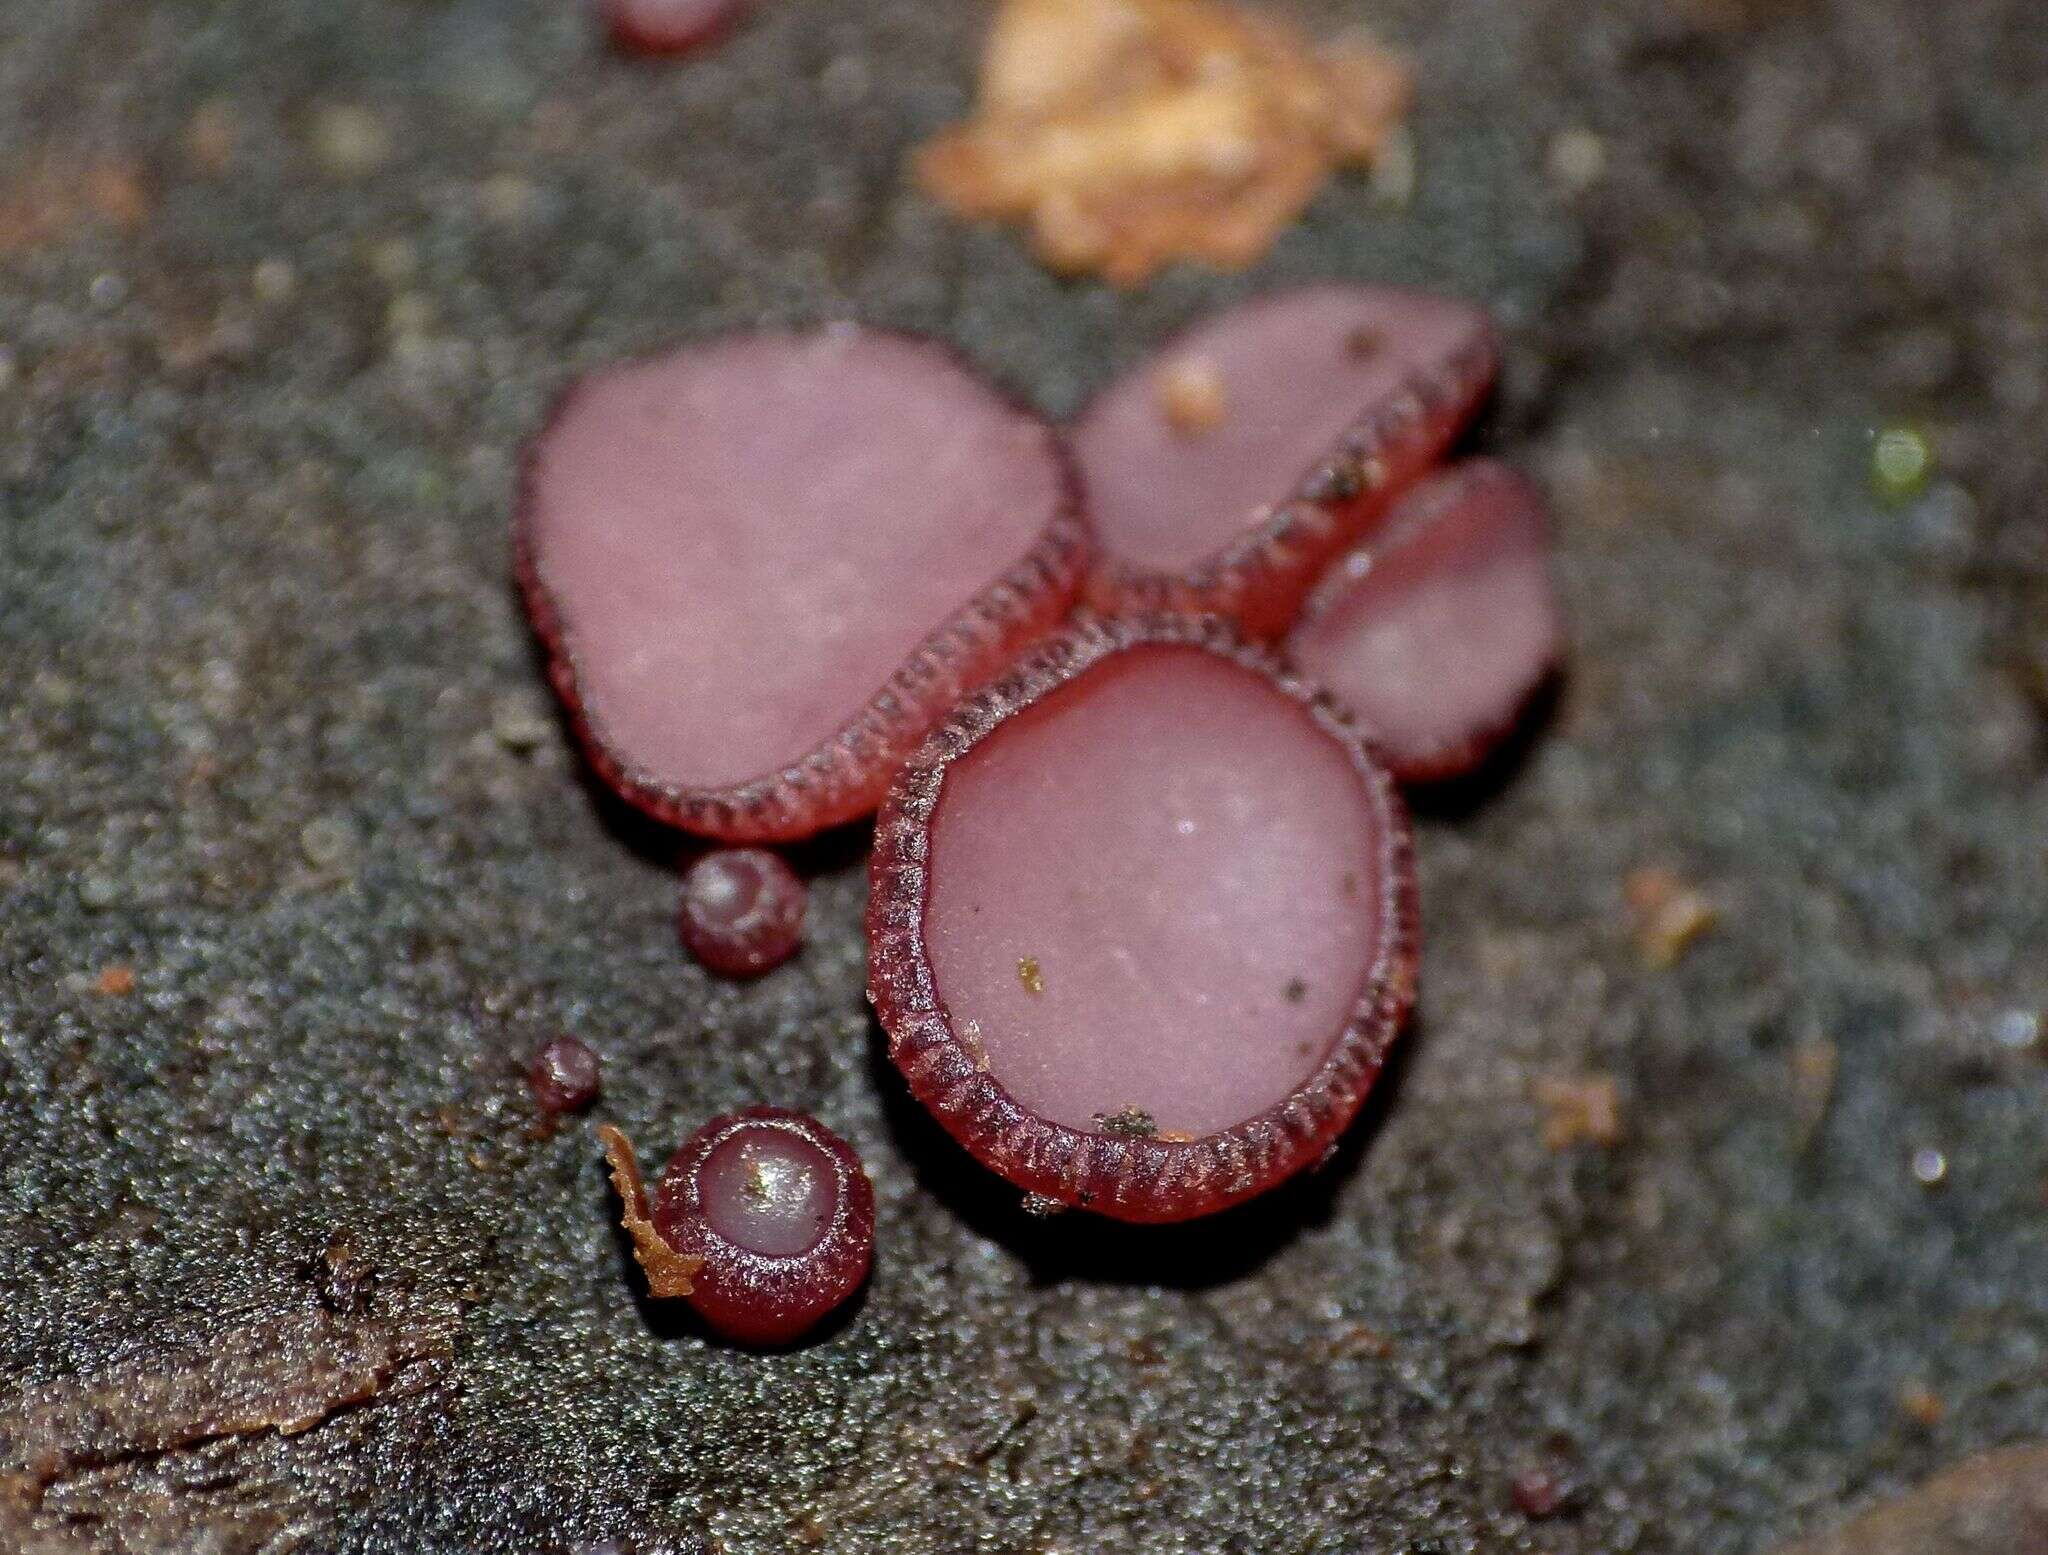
[1071, 284, 1493, 572]
[922, 645, 1385, 1140]
[1287, 460, 1561, 780]
[697, 1128, 837, 1258]
[525, 328, 1070, 796]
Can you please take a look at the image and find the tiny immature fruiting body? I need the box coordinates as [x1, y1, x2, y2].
[528, 1035, 602, 1115]
[1285, 459, 1562, 782]
[677, 847, 805, 978]
[1073, 284, 1498, 638]
[867, 615, 1418, 1223]
[518, 325, 1087, 842]
[599, 0, 750, 57]
[598, 1109, 874, 1346]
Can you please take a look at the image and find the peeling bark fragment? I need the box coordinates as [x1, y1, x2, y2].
[0, 1297, 459, 1502]
[1772, 1444, 2048, 1555]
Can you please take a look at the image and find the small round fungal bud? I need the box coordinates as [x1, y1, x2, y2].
[1507, 1435, 1584, 1520]
[599, 0, 750, 57]
[528, 1035, 601, 1115]
[677, 848, 806, 978]
[652, 1107, 874, 1346]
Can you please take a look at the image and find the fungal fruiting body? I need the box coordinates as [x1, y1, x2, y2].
[529, 1035, 602, 1115]
[525, 291, 1565, 1265]
[598, 1110, 875, 1346]
[868, 616, 1417, 1223]
[678, 847, 805, 978]
[655, 1108, 874, 1345]
[1285, 460, 1562, 783]
[518, 325, 1087, 842]
[600, 0, 749, 56]
[1072, 284, 1497, 638]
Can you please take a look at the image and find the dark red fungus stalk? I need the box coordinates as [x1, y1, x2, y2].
[528, 1035, 601, 1115]
[1072, 284, 1498, 639]
[867, 615, 1418, 1223]
[678, 848, 805, 978]
[1286, 459, 1563, 783]
[517, 325, 1088, 842]
[598, 1110, 874, 1346]
[600, 0, 750, 57]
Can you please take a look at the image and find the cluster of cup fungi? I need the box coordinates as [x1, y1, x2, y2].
[516, 285, 1561, 1342]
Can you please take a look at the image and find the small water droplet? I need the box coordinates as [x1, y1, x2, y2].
[1991, 1008, 2040, 1051]
[491, 691, 552, 752]
[300, 814, 361, 870]
[1872, 424, 1932, 502]
[252, 258, 296, 302]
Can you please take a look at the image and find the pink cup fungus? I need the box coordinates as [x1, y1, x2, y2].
[598, 1109, 875, 1347]
[677, 847, 805, 978]
[599, 0, 751, 57]
[531, 284, 1566, 1279]
[518, 325, 1089, 842]
[1286, 459, 1563, 783]
[1071, 284, 1498, 638]
[867, 615, 1418, 1223]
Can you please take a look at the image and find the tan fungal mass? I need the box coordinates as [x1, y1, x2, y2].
[595, 1124, 702, 1299]
[914, 0, 1411, 284]
[1154, 355, 1229, 435]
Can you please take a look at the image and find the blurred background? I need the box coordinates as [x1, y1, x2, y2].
[1, 1, 2045, 1550]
